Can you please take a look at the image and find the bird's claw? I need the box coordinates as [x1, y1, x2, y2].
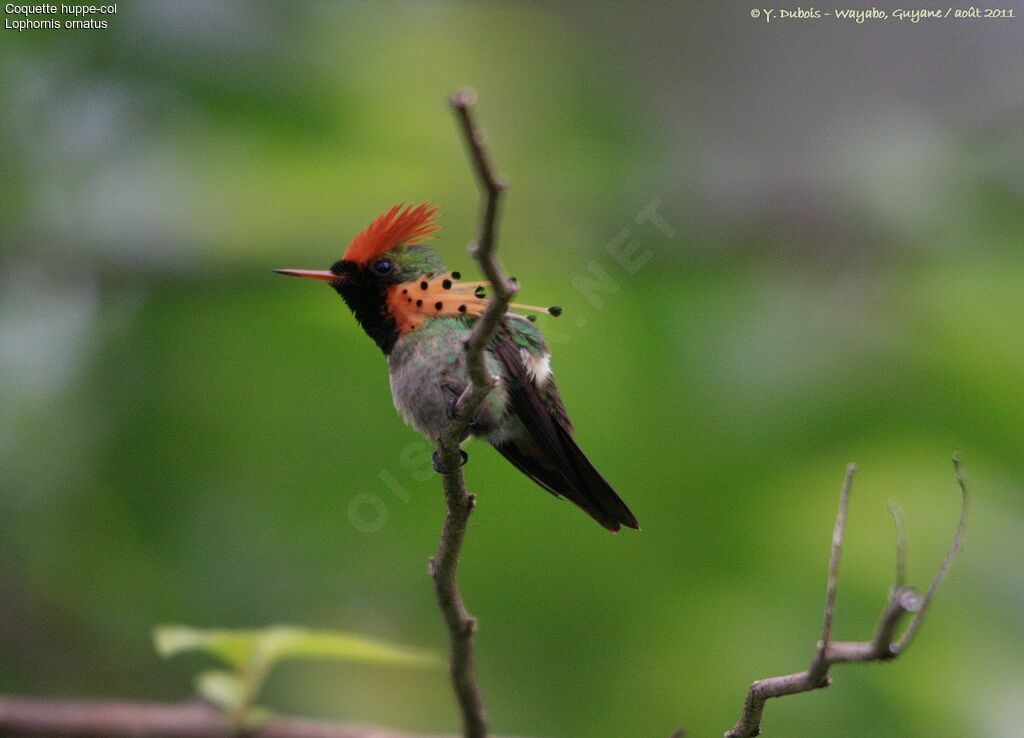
[445, 390, 477, 430]
[432, 450, 469, 474]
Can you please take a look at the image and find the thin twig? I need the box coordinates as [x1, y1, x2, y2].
[887, 500, 907, 587]
[0, 697, 510, 738]
[426, 89, 516, 738]
[724, 457, 969, 738]
[808, 463, 856, 685]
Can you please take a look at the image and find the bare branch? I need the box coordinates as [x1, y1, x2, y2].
[724, 458, 969, 738]
[425, 89, 517, 738]
[0, 697, 512, 738]
[429, 469, 486, 738]
[446, 88, 516, 429]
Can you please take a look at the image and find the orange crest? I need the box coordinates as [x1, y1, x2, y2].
[343, 203, 439, 265]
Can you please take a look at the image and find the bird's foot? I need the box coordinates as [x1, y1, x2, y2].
[432, 450, 469, 474]
[445, 390, 478, 430]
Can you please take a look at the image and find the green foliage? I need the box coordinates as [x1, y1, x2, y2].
[154, 626, 438, 728]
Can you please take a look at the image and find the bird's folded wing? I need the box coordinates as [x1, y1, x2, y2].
[489, 328, 638, 532]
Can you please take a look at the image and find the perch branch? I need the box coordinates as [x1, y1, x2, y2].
[724, 456, 969, 738]
[447, 88, 516, 426]
[0, 697, 517, 738]
[427, 89, 515, 738]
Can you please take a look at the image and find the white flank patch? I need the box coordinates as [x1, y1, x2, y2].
[520, 348, 552, 387]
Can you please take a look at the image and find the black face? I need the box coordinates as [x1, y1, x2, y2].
[328, 259, 400, 355]
[329, 259, 354, 278]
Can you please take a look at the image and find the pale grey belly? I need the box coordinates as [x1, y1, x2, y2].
[388, 331, 509, 442]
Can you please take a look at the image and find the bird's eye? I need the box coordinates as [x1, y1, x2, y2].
[371, 259, 394, 277]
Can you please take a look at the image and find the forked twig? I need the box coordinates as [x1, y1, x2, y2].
[724, 456, 969, 738]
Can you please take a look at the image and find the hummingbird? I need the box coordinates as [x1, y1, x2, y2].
[276, 203, 638, 532]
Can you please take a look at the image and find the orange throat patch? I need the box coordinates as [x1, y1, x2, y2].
[387, 273, 489, 333]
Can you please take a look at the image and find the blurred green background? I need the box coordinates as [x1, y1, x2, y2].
[2, 2, 1022, 737]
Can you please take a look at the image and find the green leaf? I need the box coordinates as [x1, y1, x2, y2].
[154, 624, 440, 671]
[195, 670, 273, 731]
[154, 626, 259, 669]
[253, 626, 440, 667]
[155, 624, 439, 728]
[195, 669, 245, 713]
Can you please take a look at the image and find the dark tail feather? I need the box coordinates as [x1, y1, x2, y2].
[559, 432, 640, 531]
[493, 433, 639, 533]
